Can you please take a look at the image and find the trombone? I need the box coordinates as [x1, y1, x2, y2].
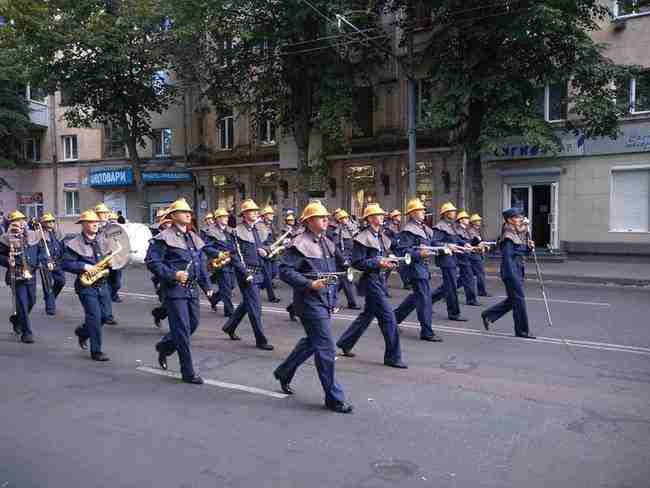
[266, 228, 294, 260]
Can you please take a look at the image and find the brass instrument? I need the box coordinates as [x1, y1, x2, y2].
[417, 245, 453, 256]
[232, 229, 253, 282]
[210, 251, 231, 271]
[384, 253, 412, 266]
[266, 229, 294, 260]
[9, 242, 18, 329]
[304, 268, 354, 285]
[7, 232, 33, 280]
[35, 221, 53, 294]
[79, 243, 122, 287]
[472, 241, 496, 254]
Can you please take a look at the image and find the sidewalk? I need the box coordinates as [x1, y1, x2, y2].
[387, 259, 650, 288]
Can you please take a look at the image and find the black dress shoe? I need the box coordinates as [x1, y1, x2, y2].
[273, 371, 293, 395]
[151, 310, 162, 328]
[448, 316, 468, 322]
[9, 315, 21, 335]
[75, 326, 88, 350]
[256, 343, 274, 351]
[466, 301, 482, 307]
[46, 311, 56, 316]
[421, 334, 443, 342]
[158, 351, 168, 370]
[516, 333, 536, 339]
[112, 296, 122, 303]
[91, 352, 110, 362]
[339, 348, 356, 357]
[348, 304, 360, 310]
[384, 360, 408, 369]
[481, 313, 491, 331]
[326, 402, 354, 414]
[104, 318, 118, 325]
[269, 297, 281, 303]
[21, 334, 35, 344]
[222, 326, 241, 341]
[182, 375, 204, 385]
[286, 305, 296, 322]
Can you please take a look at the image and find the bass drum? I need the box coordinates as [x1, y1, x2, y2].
[121, 223, 153, 265]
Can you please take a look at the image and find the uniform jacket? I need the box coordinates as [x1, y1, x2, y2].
[432, 220, 462, 268]
[230, 222, 271, 283]
[453, 223, 473, 266]
[61, 233, 113, 295]
[352, 227, 392, 297]
[145, 226, 211, 299]
[396, 220, 434, 281]
[468, 227, 485, 263]
[327, 222, 357, 259]
[499, 224, 529, 282]
[39, 229, 66, 264]
[0, 230, 42, 285]
[279, 230, 346, 319]
[202, 225, 235, 274]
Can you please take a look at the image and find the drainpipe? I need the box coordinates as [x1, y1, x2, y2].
[48, 92, 59, 219]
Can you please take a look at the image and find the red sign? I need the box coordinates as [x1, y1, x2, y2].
[17, 192, 43, 205]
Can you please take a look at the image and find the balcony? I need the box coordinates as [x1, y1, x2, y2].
[29, 100, 49, 128]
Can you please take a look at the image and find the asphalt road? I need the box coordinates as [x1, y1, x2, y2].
[1, 268, 649, 488]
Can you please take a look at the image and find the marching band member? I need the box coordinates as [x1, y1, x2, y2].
[221, 199, 275, 350]
[383, 209, 403, 293]
[468, 213, 489, 297]
[327, 209, 360, 310]
[202, 208, 235, 317]
[454, 211, 481, 306]
[151, 210, 173, 328]
[38, 213, 66, 315]
[393, 198, 443, 342]
[202, 211, 215, 232]
[0, 210, 42, 343]
[107, 211, 123, 303]
[94, 203, 118, 324]
[284, 210, 297, 233]
[62, 210, 113, 360]
[284, 211, 304, 322]
[336, 203, 407, 368]
[481, 208, 536, 339]
[430, 202, 469, 322]
[259, 205, 281, 303]
[150, 208, 167, 237]
[146, 198, 214, 383]
[273, 201, 353, 413]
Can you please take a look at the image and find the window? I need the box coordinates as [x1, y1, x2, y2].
[104, 125, 126, 158]
[537, 83, 568, 121]
[615, 0, 650, 17]
[353, 87, 373, 138]
[152, 128, 172, 157]
[416, 78, 433, 124]
[23, 137, 41, 161]
[611, 167, 650, 232]
[59, 87, 73, 107]
[62, 135, 79, 161]
[65, 191, 80, 217]
[616, 74, 650, 114]
[26, 85, 47, 103]
[218, 109, 234, 150]
[258, 115, 276, 145]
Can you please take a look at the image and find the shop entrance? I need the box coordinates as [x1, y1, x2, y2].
[506, 182, 558, 249]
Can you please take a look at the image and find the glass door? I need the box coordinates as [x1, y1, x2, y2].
[550, 182, 559, 249]
[347, 165, 376, 219]
[509, 185, 532, 221]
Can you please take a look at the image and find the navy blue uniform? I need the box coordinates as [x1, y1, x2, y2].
[38, 229, 66, 314]
[96, 225, 116, 323]
[454, 224, 479, 305]
[222, 222, 272, 346]
[259, 220, 280, 302]
[336, 227, 403, 364]
[482, 225, 530, 335]
[393, 221, 439, 339]
[62, 234, 113, 354]
[327, 222, 359, 308]
[468, 227, 489, 296]
[0, 230, 42, 339]
[146, 226, 211, 379]
[430, 220, 464, 319]
[274, 230, 348, 408]
[202, 224, 235, 317]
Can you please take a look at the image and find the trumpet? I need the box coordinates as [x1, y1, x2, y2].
[266, 229, 293, 259]
[210, 251, 231, 271]
[304, 268, 355, 285]
[384, 253, 412, 266]
[79, 243, 121, 287]
[417, 245, 453, 256]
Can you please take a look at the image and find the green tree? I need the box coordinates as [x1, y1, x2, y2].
[8, 0, 177, 186]
[391, 0, 640, 212]
[167, 0, 386, 208]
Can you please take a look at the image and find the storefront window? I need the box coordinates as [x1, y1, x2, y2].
[256, 171, 278, 207]
[401, 161, 433, 213]
[347, 165, 376, 218]
[213, 174, 237, 212]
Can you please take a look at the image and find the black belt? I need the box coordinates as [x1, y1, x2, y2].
[248, 265, 264, 274]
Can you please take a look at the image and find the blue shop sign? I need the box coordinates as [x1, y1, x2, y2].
[142, 171, 193, 183]
[89, 168, 134, 187]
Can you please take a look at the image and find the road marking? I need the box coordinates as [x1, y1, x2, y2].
[493, 296, 611, 307]
[136, 366, 288, 399]
[63, 289, 649, 356]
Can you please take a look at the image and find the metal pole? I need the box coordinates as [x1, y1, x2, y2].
[406, 1, 417, 198]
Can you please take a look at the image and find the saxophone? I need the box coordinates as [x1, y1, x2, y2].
[80, 243, 122, 287]
[210, 251, 231, 271]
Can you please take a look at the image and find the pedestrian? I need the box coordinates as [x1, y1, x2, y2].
[0, 210, 42, 343]
[146, 198, 214, 383]
[221, 199, 275, 350]
[336, 203, 407, 368]
[454, 210, 481, 306]
[273, 201, 353, 413]
[481, 208, 536, 339]
[203, 208, 235, 318]
[468, 213, 490, 297]
[61, 210, 113, 360]
[327, 209, 360, 310]
[430, 202, 469, 321]
[37, 212, 66, 316]
[393, 198, 443, 341]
